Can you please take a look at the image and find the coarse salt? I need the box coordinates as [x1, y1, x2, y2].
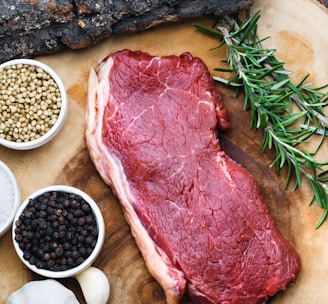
[0, 161, 20, 237]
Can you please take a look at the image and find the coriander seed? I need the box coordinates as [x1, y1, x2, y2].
[0, 63, 62, 143]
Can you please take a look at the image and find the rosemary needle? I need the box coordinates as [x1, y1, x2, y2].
[193, 11, 328, 228]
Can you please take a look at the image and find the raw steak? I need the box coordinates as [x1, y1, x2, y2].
[86, 50, 301, 304]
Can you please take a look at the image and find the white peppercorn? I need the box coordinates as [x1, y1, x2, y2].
[0, 63, 62, 142]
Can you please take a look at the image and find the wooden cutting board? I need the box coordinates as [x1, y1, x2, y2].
[1, 0, 328, 303]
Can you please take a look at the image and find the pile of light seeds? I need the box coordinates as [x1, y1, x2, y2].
[0, 63, 62, 142]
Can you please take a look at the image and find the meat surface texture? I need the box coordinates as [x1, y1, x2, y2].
[86, 49, 301, 304]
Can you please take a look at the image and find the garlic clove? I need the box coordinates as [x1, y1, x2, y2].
[6, 279, 80, 304]
[75, 267, 110, 304]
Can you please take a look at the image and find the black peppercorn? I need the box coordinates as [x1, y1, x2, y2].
[55, 246, 64, 257]
[38, 210, 47, 218]
[77, 217, 85, 226]
[43, 252, 51, 261]
[14, 190, 99, 272]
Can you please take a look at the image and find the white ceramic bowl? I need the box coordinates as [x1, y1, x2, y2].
[0, 161, 20, 237]
[12, 185, 105, 278]
[0, 59, 68, 150]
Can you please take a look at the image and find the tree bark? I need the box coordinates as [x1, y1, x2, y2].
[0, 0, 253, 63]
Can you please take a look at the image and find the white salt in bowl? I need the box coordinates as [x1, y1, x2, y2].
[0, 59, 67, 150]
[0, 161, 20, 237]
[12, 185, 105, 278]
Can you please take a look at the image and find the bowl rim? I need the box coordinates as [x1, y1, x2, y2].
[0, 58, 68, 150]
[12, 185, 105, 278]
[0, 160, 20, 237]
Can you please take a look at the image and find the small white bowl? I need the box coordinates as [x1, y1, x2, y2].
[12, 185, 105, 278]
[0, 161, 20, 237]
[0, 59, 68, 150]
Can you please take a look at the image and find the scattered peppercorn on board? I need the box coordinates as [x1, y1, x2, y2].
[1, 0, 328, 303]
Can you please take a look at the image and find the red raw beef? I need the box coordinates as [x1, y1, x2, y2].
[86, 49, 301, 304]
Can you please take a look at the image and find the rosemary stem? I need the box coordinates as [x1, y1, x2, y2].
[220, 26, 245, 74]
[290, 93, 328, 127]
[225, 14, 328, 129]
[263, 61, 328, 127]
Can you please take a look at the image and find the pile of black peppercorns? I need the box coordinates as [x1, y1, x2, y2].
[14, 191, 98, 272]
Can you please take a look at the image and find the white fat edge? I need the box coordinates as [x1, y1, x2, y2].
[100, 150, 186, 304]
[86, 68, 99, 137]
[86, 58, 114, 138]
[87, 56, 186, 302]
[86, 58, 114, 186]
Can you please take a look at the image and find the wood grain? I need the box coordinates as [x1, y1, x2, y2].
[1, 0, 328, 303]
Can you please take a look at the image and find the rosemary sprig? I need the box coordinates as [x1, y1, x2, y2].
[193, 11, 328, 228]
